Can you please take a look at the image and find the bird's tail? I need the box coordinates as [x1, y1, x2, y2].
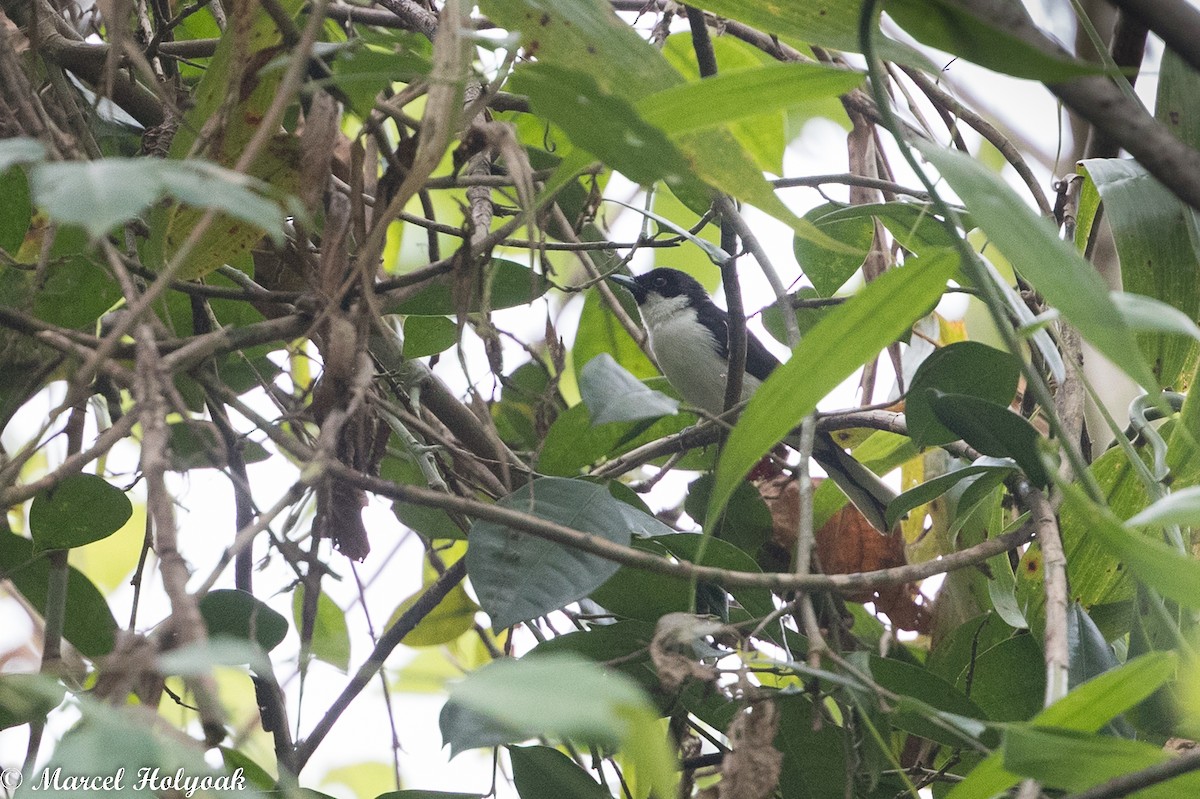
[810, 432, 896, 533]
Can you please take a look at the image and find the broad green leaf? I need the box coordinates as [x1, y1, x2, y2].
[380, 450, 465, 540]
[388, 259, 549, 315]
[538, 388, 700, 477]
[31, 160, 160, 240]
[199, 588, 289, 653]
[0, 673, 65, 730]
[403, 316, 458, 359]
[886, 459, 1017, 529]
[685, 474, 775, 565]
[573, 288, 657, 380]
[928, 392, 1050, 487]
[0, 166, 32, 253]
[1128, 484, 1200, 527]
[695, 0, 929, 65]
[792, 202, 874, 297]
[157, 637, 272, 676]
[887, 0, 1105, 81]
[392, 582, 480, 647]
[29, 474, 132, 552]
[915, 142, 1158, 392]
[1080, 158, 1200, 389]
[293, 586, 351, 671]
[1061, 482, 1200, 610]
[709, 252, 957, 522]
[958, 634, 1044, 723]
[466, 477, 674, 630]
[161, 0, 303, 277]
[440, 652, 676, 796]
[868, 656, 989, 746]
[660, 34, 793, 174]
[636, 62, 864, 134]
[510, 63, 697, 190]
[509, 745, 610, 799]
[589, 538, 692, 623]
[482, 0, 856, 252]
[0, 532, 117, 658]
[326, 36, 432, 115]
[30, 159, 288, 245]
[0, 136, 45, 171]
[906, 341, 1021, 447]
[947, 651, 1178, 799]
[1067, 603, 1118, 690]
[1002, 726, 1199, 796]
[579, 354, 679, 425]
[1155, 49, 1200, 152]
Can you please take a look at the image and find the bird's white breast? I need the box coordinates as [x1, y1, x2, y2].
[639, 297, 761, 415]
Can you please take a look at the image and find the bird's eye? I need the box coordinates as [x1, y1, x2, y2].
[653, 277, 666, 287]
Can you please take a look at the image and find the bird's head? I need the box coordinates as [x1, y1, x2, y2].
[607, 268, 712, 323]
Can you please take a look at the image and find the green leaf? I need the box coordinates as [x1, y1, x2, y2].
[915, 142, 1158, 392]
[792, 202, 874, 297]
[694, 0, 930, 65]
[293, 586, 351, 671]
[1067, 603, 1118, 690]
[928, 392, 1050, 487]
[509, 745, 610, 799]
[887, 0, 1105, 81]
[906, 341, 1022, 447]
[199, 588, 289, 653]
[1156, 49, 1200, 151]
[483, 0, 857, 252]
[157, 637, 272, 676]
[403, 316, 458, 359]
[0, 166, 32, 253]
[1061, 482, 1200, 610]
[573, 287, 656, 380]
[29, 474, 132, 552]
[391, 582, 479, 647]
[0, 673, 65, 730]
[709, 252, 956, 522]
[947, 651, 1178, 799]
[31, 160, 160, 240]
[388, 259, 549, 315]
[1002, 726, 1198, 796]
[868, 656, 989, 746]
[510, 63, 697, 190]
[886, 459, 1017, 528]
[0, 136, 46, 171]
[440, 652, 675, 796]
[538, 395, 699, 477]
[0, 532, 117, 657]
[466, 477, 674, 630]
[1127, 484, 1200, 527]
[579, 353, 679, 425]
[636, 62, 864, 134]
[30, 159, 287, 243]
[1080, 158, 1200, 389]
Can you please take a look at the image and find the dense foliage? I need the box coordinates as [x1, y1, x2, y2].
[3, 0, 1200, 798]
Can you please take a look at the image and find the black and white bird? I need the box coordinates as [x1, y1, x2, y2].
[608, 267, 895, 532]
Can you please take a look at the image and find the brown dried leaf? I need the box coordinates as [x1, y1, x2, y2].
[758, 474, 930, 632]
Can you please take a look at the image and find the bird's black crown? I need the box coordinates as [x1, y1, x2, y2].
[608, 267, 710, 306]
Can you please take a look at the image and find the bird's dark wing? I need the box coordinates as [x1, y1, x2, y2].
[698, 303, 782, 382]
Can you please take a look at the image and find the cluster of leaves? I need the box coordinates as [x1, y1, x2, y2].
[4, 0, 1200, 798]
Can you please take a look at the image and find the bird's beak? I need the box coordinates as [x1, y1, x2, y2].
[607, 273, 644, 302]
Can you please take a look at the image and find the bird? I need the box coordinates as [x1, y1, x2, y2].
[608, 267, 896, 532]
